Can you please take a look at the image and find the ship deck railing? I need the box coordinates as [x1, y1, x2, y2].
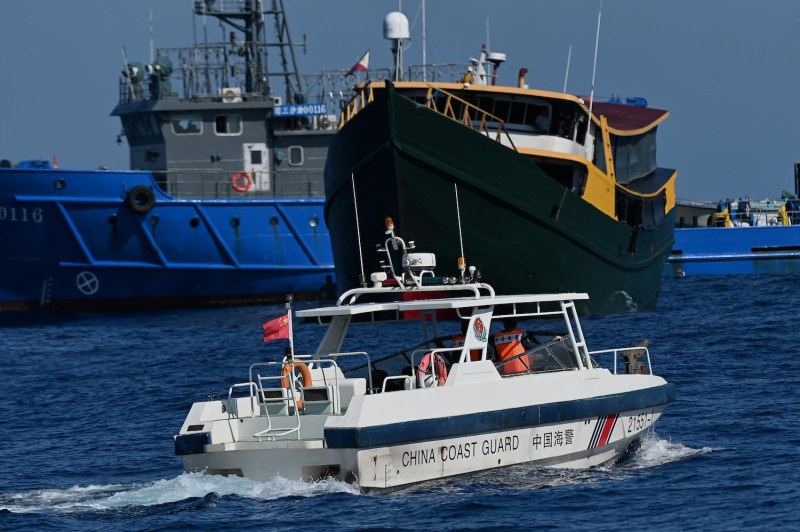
[588, 346, 653, 375]
[340, 83, 517, 151]
[135, 170, 326, 200]
[703, 208, 800, 228]
[223, 359, 345, 441]
[421, 86, 518, 150]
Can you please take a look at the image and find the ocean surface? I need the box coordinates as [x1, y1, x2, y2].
[1, 274, 798, 531]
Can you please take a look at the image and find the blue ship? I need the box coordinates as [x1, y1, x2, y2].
[665, 183, 800, 276]
[0, 0, 338, 311]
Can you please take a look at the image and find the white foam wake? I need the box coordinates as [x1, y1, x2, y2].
[623, 430, 716, 469]
[0, 472, 360, 514]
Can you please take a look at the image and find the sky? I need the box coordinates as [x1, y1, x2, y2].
[3, 0, 800, 201]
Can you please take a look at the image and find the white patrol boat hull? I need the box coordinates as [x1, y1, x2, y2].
[177, 361, 672, 489]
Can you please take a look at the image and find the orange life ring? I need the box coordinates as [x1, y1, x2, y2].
[417, 352, 448, 387]
[231, 172, 252, 192]
[281, 361, 312, 409]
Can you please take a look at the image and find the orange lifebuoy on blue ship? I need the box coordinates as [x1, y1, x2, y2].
[231, 172, 252, 192]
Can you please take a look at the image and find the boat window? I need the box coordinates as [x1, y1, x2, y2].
[288, 146, 303, 166]
[509, 102, 527, 125]
[493, 100, 510, 122]
[526, 336, 578, 373]
[214, 114, 242, 135]
[122, 114, 160, 141]
[524, 103, 550, 134]
[477, 96, 494, 114]
[171, 116, 203, 135]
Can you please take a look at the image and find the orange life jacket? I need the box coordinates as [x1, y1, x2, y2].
[495, 328, 528, 374]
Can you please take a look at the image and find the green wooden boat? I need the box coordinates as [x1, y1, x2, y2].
[325, 49, 676, 314]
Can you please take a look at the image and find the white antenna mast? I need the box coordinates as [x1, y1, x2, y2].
[149, 9, 154, 64]
[588, 0, 603, 119]
[563, 45, 572, 93]
[422, 0, 427, 81]
[454, 183, 466, 280]
[351, 175, 367, 286]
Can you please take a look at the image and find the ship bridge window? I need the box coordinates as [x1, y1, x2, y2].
[509, 102, 527, 125]
[171, 116, 203, 135]
[288, 146, 304, 166]
[493, 100, 511, 122]
[215, 114, 242, 135]
[524, 103, 551, 134]
[122, 114, 160, 141]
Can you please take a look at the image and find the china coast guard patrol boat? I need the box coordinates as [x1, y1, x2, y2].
[174, 220, 675, 489]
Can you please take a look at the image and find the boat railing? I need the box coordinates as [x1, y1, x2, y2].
[314, 351, 375, 393]
[244, 361, 303, 440]
[120, 47, 467, 122]
[339, 83, 517, 151]
[152, 170, 326, 200]
[421, 86, 517, 151]
[232, 359, 341, 441]
[225, 380, 300, 440]
[588, 346, 652, 375]
[706, 206, 800, 228]
[336, 282, 496, 307]
[287, 357, 346, 415]
[410, 346, 461, 387]
[381, 375, 415, 392]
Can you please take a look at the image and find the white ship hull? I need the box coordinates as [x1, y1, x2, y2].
[179, 363, 671, 490]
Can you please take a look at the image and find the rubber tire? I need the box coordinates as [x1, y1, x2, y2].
[126, 186, 156, 213]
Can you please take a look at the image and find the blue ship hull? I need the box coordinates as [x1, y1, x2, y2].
[0, 168, 333, 311]
[665, 224, 800, 276]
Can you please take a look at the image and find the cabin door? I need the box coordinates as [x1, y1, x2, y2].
[243, 143, 271, 192]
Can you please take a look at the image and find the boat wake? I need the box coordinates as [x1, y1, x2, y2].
[0, 434, 709, 512]
[618, 430, 715, 470]
[0, 473, 360, 514]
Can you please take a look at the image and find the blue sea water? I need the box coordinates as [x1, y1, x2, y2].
[1, 274, 799, 531]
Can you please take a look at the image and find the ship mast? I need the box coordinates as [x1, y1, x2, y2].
[193, 0, 305, 102]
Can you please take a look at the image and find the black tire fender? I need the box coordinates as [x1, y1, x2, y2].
[126, 185, 156, 213]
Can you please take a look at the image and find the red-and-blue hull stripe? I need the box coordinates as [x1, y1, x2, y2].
[588, 413, 619, 449]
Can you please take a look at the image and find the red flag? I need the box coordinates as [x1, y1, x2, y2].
[346, 50, 370, 76]
[263, 313, 290, 343]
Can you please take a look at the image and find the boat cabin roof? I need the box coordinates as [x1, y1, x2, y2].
[587, 100, 669, 135]
[295, 292, 589, 319]
[363, 81, 669, 136]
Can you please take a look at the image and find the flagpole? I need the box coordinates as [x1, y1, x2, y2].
[286, 295, 294, 358]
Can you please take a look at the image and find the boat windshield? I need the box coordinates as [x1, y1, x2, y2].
[522, 335, 579, 373]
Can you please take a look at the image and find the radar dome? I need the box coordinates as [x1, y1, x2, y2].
[384, 11, 410, 40]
